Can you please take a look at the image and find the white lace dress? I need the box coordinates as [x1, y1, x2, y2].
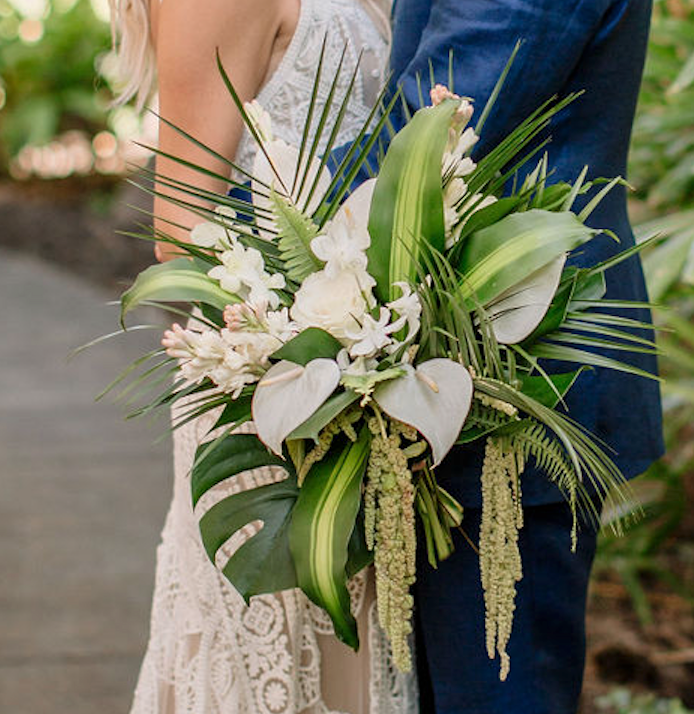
[130, 2, 419, 713]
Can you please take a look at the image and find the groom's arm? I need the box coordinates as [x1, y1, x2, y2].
[330, 0, 630, 186]
[390, 0, 620, 154]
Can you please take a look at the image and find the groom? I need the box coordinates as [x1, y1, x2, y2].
[376, 0, 664, 712]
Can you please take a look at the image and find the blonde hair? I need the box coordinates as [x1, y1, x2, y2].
[108, 0, 393, 108]
[107, 0, 156, 109]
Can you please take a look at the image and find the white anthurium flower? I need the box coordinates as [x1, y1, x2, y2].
[386, 282, 422, 341]
[252, 358, 341, 455]
[374, 358, 474, 466]
[346, 307, 395, 358]
[290, 269, 368, 341]
[252, 139, 332, 238]
[486, 254, 567, 344]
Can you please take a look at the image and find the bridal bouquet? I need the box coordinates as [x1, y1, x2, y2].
[112, 55, 659, 678]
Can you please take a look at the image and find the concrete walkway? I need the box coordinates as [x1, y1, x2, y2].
[0, 250, 172, 714]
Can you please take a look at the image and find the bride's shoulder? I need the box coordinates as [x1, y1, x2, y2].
[154, 0, 295, 75]
[155, 0, 291, 42]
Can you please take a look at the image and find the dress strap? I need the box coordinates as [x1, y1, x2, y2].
[255, 0, 316, 107]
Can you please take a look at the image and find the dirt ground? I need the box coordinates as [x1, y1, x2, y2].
[4, 176, 693, 713]
[582, 563, 694, 712]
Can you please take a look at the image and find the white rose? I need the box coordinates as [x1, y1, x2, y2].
[290, 270, 367, 341]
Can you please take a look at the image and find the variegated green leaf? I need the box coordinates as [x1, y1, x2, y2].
[367, 100, 458, 302]
[120, 258, 239, 325]
[289, 428, 371, 649]
[456, 210, 597, 309]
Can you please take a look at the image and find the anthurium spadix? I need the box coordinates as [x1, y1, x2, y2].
[253, 359, 341, 455]
[486, 255, 567, 344]
[373, 359, 474, 466]
[367, 100, 459, 302]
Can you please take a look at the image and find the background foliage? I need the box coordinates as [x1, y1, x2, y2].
[0, 0, 113, 173]
[594, 0, 694, 621]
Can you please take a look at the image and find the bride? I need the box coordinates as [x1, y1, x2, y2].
[108, 0, 418, 712]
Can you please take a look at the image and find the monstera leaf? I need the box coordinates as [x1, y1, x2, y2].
[192, 434, 298, 599]
[192, 431, 372, 637]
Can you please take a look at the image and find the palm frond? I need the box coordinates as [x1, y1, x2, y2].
[475, 376, 633, 527]
[474, 40, 523, 136]
[318, 85, 402, 226]
[271, 191, 322, 282]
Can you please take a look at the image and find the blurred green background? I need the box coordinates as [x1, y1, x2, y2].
[1, 0, 693, 712]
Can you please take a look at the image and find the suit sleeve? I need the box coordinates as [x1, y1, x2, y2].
[390, 0, 616, 154]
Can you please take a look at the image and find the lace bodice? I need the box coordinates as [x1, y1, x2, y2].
[131, 4, 419, 714]
[234, 0, 388, 174]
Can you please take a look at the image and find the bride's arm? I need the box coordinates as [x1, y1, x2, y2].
[152, 0, 285, 262]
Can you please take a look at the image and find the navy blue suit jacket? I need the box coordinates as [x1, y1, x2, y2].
[341, 0, 664, 506]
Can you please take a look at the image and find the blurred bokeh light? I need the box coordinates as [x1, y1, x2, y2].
[0, 0, 154, 182]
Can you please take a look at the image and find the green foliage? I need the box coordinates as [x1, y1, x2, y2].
[271, 191, 323, 282]
[193, 434, 300, 600]
[597, 688, 694, 714]
[456, 210, 597, 307]
[367, 99, 456, 302]
[0, 0, 112, 173]
[595, 0, 694, 625]
[289, 429, 371, 648]
[120, 258, 239, 325]
[270, 327, 343, 365]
